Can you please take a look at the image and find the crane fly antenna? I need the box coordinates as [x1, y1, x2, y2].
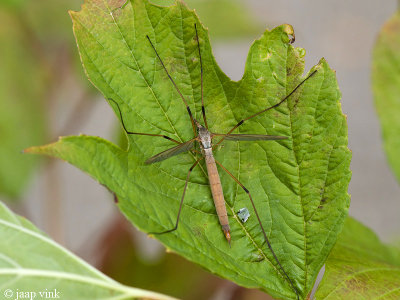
[214, 69, 318, 148]
[194, 24, 207, 129]
[146, 35, 197, 135]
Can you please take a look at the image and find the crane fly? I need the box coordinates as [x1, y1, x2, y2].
[108, 24, 317, 300]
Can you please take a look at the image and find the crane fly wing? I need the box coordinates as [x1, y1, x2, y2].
[212, 133, 288, 141]
[145, 139, 195, 164]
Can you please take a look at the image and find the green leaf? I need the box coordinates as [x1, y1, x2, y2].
[0, 201, 178, 300]
[315, 217, 400, 299]
[0, 10, 47, 198]
[27, 0, 351, 299]
[372, 11, 400, 184]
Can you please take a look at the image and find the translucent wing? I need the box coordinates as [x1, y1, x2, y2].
[212, 133, 287, 141]
[145, 139, 195, 164]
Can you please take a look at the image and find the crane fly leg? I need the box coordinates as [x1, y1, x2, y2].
[213, 69, 318, 149]
[108, 98, 182, 144]
[214, 159, 300, 300]
[148, 157, 204, 235]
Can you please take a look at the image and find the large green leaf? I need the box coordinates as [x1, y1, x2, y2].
[315, 217, 400, 299]
[0, 201, 177, 300]
[372, 11, 400, 184]
[27, 0, 351, 299]
[0, 10, 47, 198]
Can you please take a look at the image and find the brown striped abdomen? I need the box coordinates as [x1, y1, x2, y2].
[204, 149, 230, 237]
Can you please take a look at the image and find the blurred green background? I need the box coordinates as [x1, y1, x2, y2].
[0, 0, 399, 299]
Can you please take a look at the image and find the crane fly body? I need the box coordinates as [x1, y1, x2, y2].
[195, 120, 231, 243]
[109, 23, 318, 300]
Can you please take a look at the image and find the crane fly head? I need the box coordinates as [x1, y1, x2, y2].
[194, 118, 203, 129]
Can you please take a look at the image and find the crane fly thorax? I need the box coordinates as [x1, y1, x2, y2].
[196, 123, 212, 151]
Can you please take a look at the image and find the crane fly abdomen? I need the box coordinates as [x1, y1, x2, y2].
[203, 148, 231, 244]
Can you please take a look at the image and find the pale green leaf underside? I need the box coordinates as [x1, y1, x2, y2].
[372, 11, 400, 184]
[315, 217, 400, 299]
[27, 0, 351, 299]
[0, 201, 177, 300]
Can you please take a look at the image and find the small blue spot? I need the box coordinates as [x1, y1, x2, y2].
[237, 208, 250, 223]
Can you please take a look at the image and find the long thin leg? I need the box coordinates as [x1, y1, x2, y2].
[214, 159, 300, 300]
[194, 24, 208, 129]
[213, 69, 318, 148]
[108, 98, 206, 160]
[108, 98, 181, 144]
[149, 157, 203, 235]
[146, 35, 197, 136]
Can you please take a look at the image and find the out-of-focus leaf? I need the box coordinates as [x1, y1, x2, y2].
[315, 217, 400, 299]
[0, 11, 47, 198]
[372, 11, 400, 184]
[0, 0, 26, 10]
[23, 0, 82, 45]
[22, 0, 99, 96]
[27, 0, 351, 299]
[0, 201, 178, 300]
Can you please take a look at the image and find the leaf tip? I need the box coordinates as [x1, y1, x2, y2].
[312, 58, 332, 76]
[23, 144, 46, 155]
[24, 136, 67, 156]
[315, 59, 325, 70]
[22, 147, 31, 154]
[68, 10, 73, 18]
[68, 9, 76, 19]
[165, 247, 175, 254]
[68, 3, 82, 21]
[282, 24, 295, 43]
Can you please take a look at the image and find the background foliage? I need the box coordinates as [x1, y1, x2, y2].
[0, 9, 47, 198]
[315, 217, 400, 299]
[372, 11, 400, 184]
